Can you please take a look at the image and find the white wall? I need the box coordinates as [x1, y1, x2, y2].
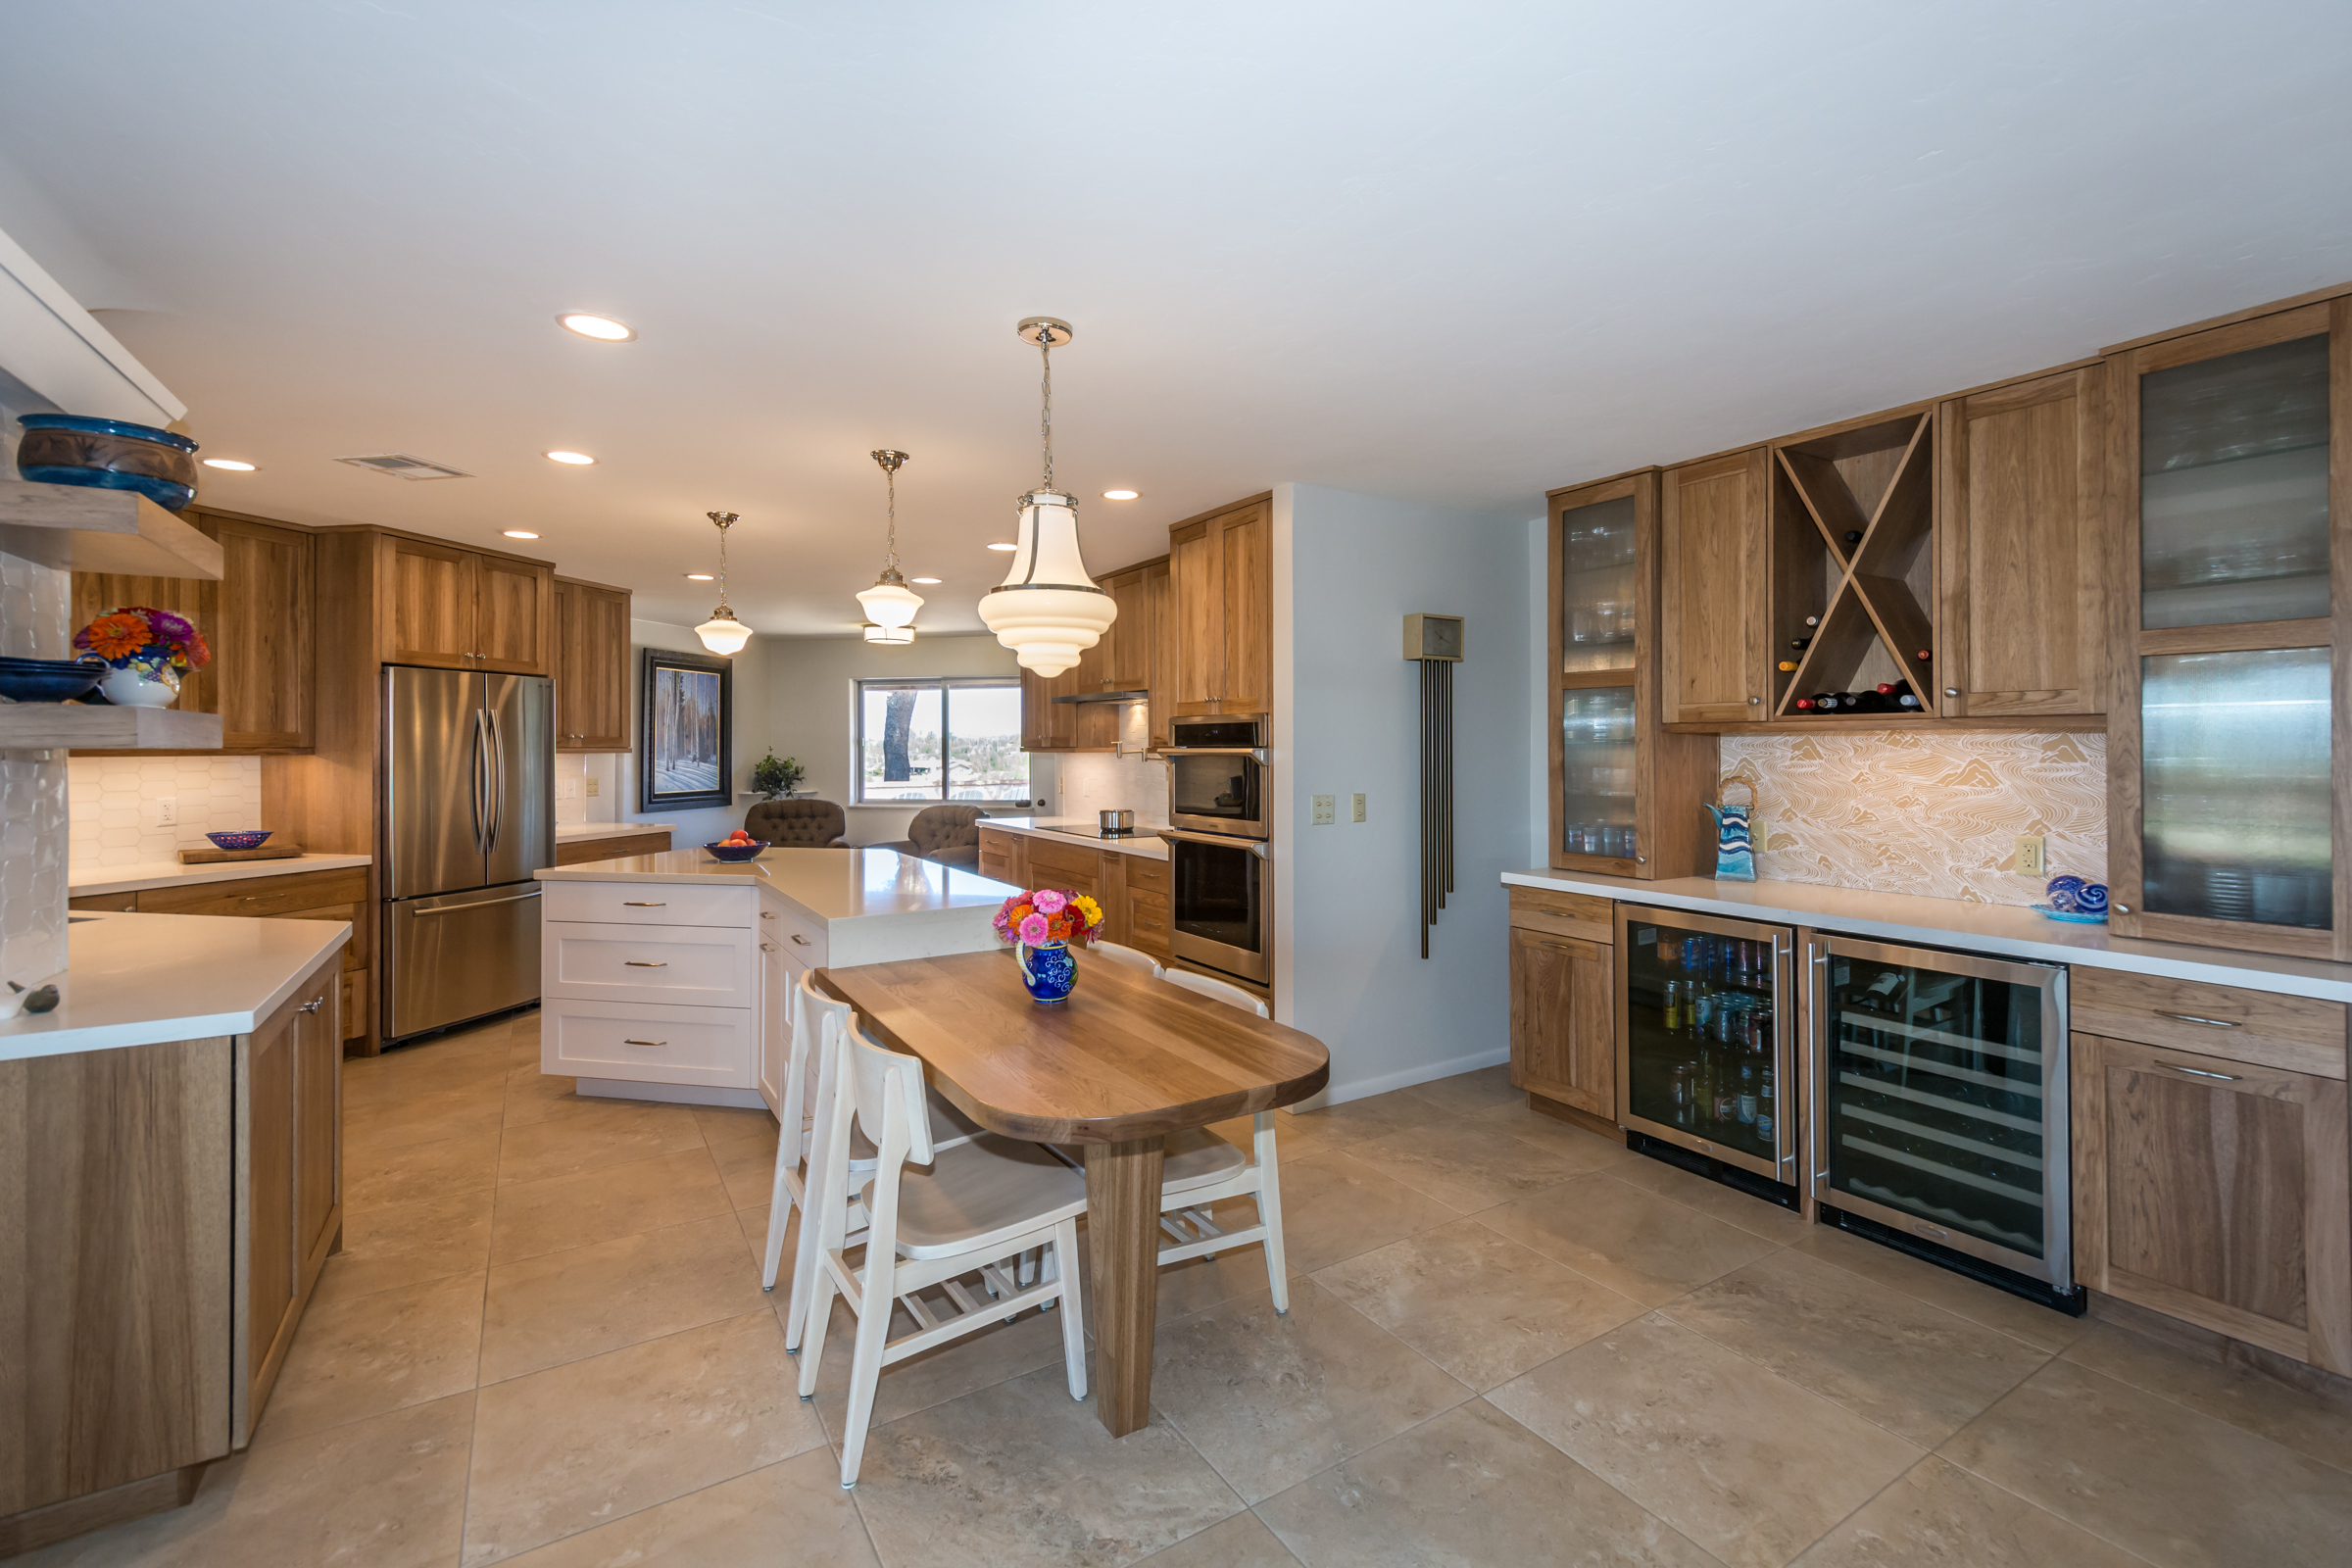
[621, 618, 773, 848]
[1274, 482, 1537, 1103]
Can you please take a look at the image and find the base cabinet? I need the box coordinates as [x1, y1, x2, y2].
[2073, 1030, 2350, 1374]
[1507, 890, 1616, 1121]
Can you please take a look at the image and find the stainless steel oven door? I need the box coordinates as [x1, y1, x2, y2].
[1164, 715, 1269, 839]
[1159, 829, 1270, 984]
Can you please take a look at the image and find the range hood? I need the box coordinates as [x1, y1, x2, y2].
[1051, 688, 1150, 705]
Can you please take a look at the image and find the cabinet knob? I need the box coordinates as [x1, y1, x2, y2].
[2112, 903, 2131, 914]
[1748, 696, 1760, 705]
[298, 996, 324, 1013]
[1636, 856, 1646, 863]
[1944, 688, 1959, 697]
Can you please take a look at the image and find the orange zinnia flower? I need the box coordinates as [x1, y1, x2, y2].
[81, 612, 153, 661]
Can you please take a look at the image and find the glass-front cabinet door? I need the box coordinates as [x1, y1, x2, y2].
[2111, 298, 2349, 960]
[1616, 905, 1797, 1183]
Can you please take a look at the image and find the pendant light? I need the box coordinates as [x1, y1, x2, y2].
[693, 511, 753, 656]
[856, 448, 923, 639]
[976, 317, 1115, 677]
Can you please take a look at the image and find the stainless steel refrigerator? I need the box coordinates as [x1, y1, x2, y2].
[380, 665, 555, 1043]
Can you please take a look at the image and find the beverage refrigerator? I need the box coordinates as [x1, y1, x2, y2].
[1615, 906, 1800, 1185]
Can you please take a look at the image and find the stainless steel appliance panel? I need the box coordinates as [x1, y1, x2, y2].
[1164, 714, 1268, 839]
[1615, 905, 1798, 1182]
[386, 882, 544, 1039]
[483, 673, 556, 886]
[1807, 933, 2070, 1289]
[384, 665, 486, 898]
[1161, 828, 1269, 984]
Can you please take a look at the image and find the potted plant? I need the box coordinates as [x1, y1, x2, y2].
[750, 748, 806, 800]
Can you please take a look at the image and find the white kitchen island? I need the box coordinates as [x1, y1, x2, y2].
[534, 846, 1016, 1109]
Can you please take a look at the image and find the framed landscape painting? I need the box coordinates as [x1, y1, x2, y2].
[639, 647, 733, 811]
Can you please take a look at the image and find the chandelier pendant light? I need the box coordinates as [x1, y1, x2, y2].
[976, 317, 1116, 677]
[857, 448, 923, 643]
[694, 511, 754, 656]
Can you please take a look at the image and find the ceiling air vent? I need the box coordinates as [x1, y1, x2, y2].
[335, 452, 472, 480]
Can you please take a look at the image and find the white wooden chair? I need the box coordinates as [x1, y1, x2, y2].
[1091, 940, 1163, 977]
[1155, 967, 1292, 1311]
[800, 1018, 1090, 1488]
[762, 970, 985, 1352]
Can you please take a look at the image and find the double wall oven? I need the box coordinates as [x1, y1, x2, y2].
[1158, 714, 1270, 985]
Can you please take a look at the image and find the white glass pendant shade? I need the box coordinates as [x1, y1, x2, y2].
[861, 622, 914, 645]
[977, 491, 1117, 677]
[696, 613, 753, 656]
[856, 575, 924, 631]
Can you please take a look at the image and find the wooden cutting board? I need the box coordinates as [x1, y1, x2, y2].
[176, 842, 303, 864]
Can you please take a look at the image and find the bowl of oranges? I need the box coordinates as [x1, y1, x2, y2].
[705, 831, 769, 863]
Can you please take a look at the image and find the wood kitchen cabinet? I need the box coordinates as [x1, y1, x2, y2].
[1506, 887, 1616, 1125]
[376, 532, 555, 674]
[978, 823, 1026, 886]
[1020, 664, 1078, 751]
[236, 956, 340, 1445]
[555, 575, 632, 751]
[1659, 451, 1771, 724]
[70, 507, 315, 754]
[1173, 494, 1272, 716]
[1016, 552, 1173, 753]
[978, 828, 1168, 956]
[1936, 366, 2109, 717]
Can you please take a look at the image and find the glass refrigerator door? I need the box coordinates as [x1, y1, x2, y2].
[1618, 907, 1795, 1181]
[1811, 937, 2068, 1287]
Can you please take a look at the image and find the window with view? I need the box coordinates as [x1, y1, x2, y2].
[856, 678, 1029, 804]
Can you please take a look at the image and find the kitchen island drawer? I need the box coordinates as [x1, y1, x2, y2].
[542, 880, 755, 929]
[1508, 886, 1613, 944]
[541, 1000, 755, 1089]
[2072, 968, 2346, 1078]
[757, 901, 828, 966]
[544, 921, 755, 1006]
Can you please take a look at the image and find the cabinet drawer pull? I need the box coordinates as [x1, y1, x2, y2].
[2155, 1011, 2241, 1028]
[2162, 1062, 2239, 1082]
[760, 910, 775, 919]
[622, 1038, 667, 1048]
[298, 996, 325, 1013]
[760, 942, 779, 953]
[790, 934, 811, 947]
[623, 960, 669, 968]
[622, 901, 667, 907]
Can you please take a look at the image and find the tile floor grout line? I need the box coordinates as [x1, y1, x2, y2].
[1928, 1425, 2173, 1568]
[2046, 1330, 2352, 1478]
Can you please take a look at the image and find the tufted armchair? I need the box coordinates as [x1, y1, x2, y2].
[872, 803, 991, 870]
[744, 798, 847, 848]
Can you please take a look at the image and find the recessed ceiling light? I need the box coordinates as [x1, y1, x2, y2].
[684, 572, 715, 581]
[202, 458, 257, 472]
[545, 450, 595, 466]
[503, 529, 540, 539]
[986, 541, 1017, 552]
[558, 313, 634, 341]
[909, 576, 942, 584]
[1102, 488, 1139, 501]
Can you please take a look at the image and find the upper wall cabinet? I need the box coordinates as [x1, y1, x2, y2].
[377, 534, 554, 674]
[70, 508, 315, 753]
[2107, 296, 2352, 961]
[1173, 495, 1272, 716]
[1659, 450, 1771, 723]
[554, 576, 631, 752]
[1936, 368, 2110, 717]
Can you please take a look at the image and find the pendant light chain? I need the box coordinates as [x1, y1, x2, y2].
[709, 511, 736, 614]
[1038, 324, 1055, 491]
[884, 462, 900, 572]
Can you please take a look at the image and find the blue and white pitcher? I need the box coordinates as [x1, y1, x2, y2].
[1707, 781, 1756, 882]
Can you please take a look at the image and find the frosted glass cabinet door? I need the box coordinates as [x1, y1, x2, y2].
[1559, 495, 1639, 672]
[2141, 647, 2332, 929]
[1559, 686, 1637, 859]
[2140, 333, 2330, 630]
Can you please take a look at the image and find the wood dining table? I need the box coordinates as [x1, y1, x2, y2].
[816, 947, 1330, 1437]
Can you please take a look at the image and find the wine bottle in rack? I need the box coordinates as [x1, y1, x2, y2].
[1914, 648, 1933, 664]
[1788, 636, 1813, 652]
[1778, 660, 1799, 672]
[1793, 695, 1816, 710]
[1803, 614, 1820, 628]
[1843, 529, 1862, 545]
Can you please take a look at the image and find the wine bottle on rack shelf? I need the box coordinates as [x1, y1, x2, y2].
[1778, 660, 1799, 672]
[1788, 636, 1813, 652]
[1914, 648, 1933, 664]
[1843, 529, 1863, 545]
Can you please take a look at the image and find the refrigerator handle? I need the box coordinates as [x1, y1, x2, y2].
[486, 706, 505, 854]
[1807, 940, 1830, 1187]
[470, 709, 489, 855]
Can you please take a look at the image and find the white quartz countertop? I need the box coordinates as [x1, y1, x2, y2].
[69, 853, 373, 898]
[978, 815, 1172, 861]
[1501, 866, 2352, 1004]
[556, 821, 677, 843]
[538, 846, 1018, 922]
[0, 911, 350, 1060]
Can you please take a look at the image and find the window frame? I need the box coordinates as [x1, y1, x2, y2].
[852, 675, 1027, 805]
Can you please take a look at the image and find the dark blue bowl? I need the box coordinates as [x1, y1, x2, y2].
[16, 414, 200, 512]
[0, 657, 107, 703]
[704, 839, 769, 862]
[206, 830, 273, 852]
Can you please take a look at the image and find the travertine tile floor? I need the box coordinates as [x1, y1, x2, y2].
[26, 1008, 2352, 1566]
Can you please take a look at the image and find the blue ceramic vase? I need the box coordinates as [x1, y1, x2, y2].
[1018, 941, 1077, 1004]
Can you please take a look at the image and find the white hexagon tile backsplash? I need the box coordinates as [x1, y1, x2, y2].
[67, 757, 268, 866]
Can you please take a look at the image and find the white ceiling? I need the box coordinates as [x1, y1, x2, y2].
[2, 2, 2348, 634]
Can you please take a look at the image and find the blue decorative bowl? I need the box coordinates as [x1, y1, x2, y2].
[1018, 941, 1077, 1004]
[0, 656, 108, 703]
[704, 839, 769, 862]
[2044, 874, 2086, 911]
[16, 414, 200, 512]
[206, 830, 273, 851]
[2032, 903, 2107, 924]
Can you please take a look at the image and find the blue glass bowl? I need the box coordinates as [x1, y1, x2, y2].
[0, 656, 107, 703]
[704, 839, 769, 862]
[16, 413, 200, 512]
[206, 830, 273, 852]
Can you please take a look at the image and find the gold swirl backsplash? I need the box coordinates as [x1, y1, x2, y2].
[1718, 732, 2107, 906]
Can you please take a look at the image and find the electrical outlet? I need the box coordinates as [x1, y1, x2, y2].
[585, 776, 600, 797]
[146, 798, 176, 828]
[2016, 834, 2046, 876]
[1351, 793, 1366, 823]
[1311, 794, 1335, 826]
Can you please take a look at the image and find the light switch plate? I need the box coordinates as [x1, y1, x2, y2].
[2016, 835, 2046, 876]
[1351, 793, 1366, 822]
[1312, 794, 1335, 826]
[586, 776, 600, 797]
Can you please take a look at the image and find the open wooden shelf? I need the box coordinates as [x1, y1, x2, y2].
[0, 480, 223, 579]
[0, 704, 222, 751]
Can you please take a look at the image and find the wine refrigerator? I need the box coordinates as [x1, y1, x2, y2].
[1616, 906, 1799, 1185]
[1807, 933, 2073, 1293]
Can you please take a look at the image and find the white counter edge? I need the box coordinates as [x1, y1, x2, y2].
[0, 918, 349, 1061]
[977, 816, 1171, 861]
[69, 853, 373, 898]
